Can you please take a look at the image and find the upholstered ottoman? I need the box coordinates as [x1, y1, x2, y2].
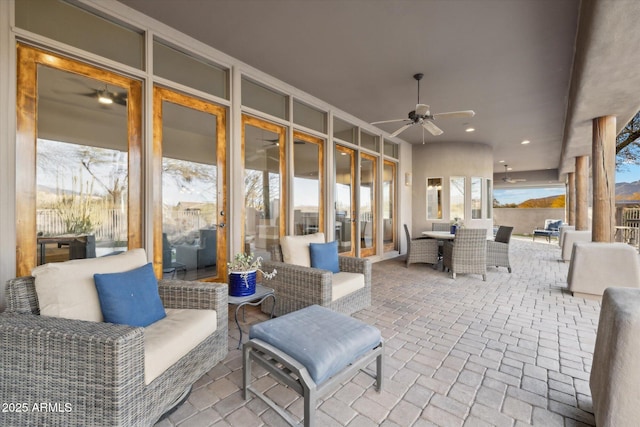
[567, 242, 640, 298]
[243, 305, 383, 427]
[591, 288, 640, 427]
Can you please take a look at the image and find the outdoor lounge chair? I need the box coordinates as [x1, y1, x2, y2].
[533, 219, 563, 242]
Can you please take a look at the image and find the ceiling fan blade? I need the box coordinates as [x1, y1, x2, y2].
[422, 121, 443, 136]
[415, 103, 429, 116]
[433, 110, 476, 119]
[389, 123, 413, 138]
[371, 118, 410, 125]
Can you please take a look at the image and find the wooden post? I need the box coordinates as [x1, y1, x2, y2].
[575, 156, 589, 231]
[567, 172, 576, 226]
[592, 115, 616, 242]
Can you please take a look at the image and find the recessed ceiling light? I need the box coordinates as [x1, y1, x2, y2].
[507, 167, 513, 171]
[521, 140, 530, 145]
[465, 127, 475, 132]
[499, 160, 505, 163]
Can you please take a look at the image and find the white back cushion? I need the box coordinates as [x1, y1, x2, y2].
[33, 249, 148, 322]
[280, 233, 325, 267]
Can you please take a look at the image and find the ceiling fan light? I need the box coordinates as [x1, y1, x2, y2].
[98, 93, 113, 104]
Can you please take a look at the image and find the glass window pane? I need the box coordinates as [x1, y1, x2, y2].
[486, 179, 493, 219]
[36, 66, 128, 263]
[162, 101, 219, 280]
[244, 121, 282, 259]
[450, 177, 465, 221]
[154, 40, 228, 99]
[333, 117, 356, 143]
[242, 78, 287, 119]
[427, 178, 443, 220]
[383, 161, 396, 252]
[360, 154, 376, 255]
[471, 177, 482, 219]
[293, 100, 326, 133]
[335, 146, 354, 254]
[384, 140, 398, 158]
[16, 0, 143, 69]
[361, 132, 379, 151]
[293, 135, 322, 236]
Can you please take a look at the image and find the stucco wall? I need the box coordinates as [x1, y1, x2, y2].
[494, 208, 566, 235]
[411, 141, 493, 237]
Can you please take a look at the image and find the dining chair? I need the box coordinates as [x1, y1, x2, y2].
[443, 228, 487, 280]
[486, 225, 513, 273]
[404, 224, 439, 268]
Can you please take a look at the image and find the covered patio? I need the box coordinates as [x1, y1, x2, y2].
[159, 238, 597, 426]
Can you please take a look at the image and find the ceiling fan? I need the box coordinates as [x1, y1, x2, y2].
[371, 73, 475, 138]
[502, 165, 527, 184]
[79, 85, 127, 106]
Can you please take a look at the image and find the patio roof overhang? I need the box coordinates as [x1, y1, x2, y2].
[117, 0, 640, 186]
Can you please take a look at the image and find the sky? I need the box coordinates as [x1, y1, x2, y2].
[495, 163, 640, 205]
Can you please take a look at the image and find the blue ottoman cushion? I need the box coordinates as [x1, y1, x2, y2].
[249, 304, 381, 385]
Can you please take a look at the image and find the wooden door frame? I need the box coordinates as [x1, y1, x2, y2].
[383, 159, 397, 252]
[359, 152, 377, 258]
[153, 86, 227, 280]
[293, 130, 324, 236]
[335, 145, 356, 257]
[241, 114, 287, 249]
[15, 44, 142, 276]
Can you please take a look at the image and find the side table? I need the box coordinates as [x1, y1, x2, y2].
[228, 284, 276, 349]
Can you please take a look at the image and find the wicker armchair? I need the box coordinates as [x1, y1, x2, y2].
[487, 225, 513, 273]
[1, 277, 228, 427]
[261, 245, 371, 317]
[443, 228, 488, 281]
[404, 224, 439, 267]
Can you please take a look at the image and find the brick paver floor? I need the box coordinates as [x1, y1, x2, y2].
[156, 237, 601, 426]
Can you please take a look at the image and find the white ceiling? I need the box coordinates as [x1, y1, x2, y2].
[117, 0, 640, 186]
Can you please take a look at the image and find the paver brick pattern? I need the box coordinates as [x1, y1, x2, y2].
[156, 238, 600, 426]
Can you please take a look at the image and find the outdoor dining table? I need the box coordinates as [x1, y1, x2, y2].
[421, 230, 456, 240]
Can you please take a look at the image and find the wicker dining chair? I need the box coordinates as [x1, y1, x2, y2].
[443, 228, 487, 280]
[487, 225, 514, 273]
[404, 224, 439, 268]
[432, 222, 452, 232]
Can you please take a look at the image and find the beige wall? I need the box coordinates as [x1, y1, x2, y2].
[411, 141, 493, 237]
[494, 208, 566, 235]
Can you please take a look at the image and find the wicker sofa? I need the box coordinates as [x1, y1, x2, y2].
[261, 234, 371, 317]
[1, 261, 228, 426]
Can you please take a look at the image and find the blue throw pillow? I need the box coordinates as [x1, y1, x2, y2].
[94, 263, 166, 327]
[309, 240, 340, 273]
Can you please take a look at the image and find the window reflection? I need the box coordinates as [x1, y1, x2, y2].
[450, 177, 465, 220]
[471, 177, 482, 219]
[162, 101, 218, 280]
[36, 67, 128, 264]
[244, 119, 283, 260]
[335, 146, 354, 254]
[427, 178, 443, 219]
[293, 133, 323, 236]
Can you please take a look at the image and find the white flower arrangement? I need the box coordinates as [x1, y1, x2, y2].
[450, 217, 464, 227]
[227, 252, 277, 286]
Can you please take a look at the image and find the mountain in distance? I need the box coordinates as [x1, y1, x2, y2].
[517, 195, 565, 208]
[615, 180, 640, 200]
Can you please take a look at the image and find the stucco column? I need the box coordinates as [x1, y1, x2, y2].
[575, 156, 589, 231]
[567, 172, 576, 226]
[592, 115, 616, 242]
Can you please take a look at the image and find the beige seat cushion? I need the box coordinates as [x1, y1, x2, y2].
[144, 308, 217, 384]
[32, 249, 148, 322]
[331, 272, 365, 301]
[280, 233, 325, 267]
